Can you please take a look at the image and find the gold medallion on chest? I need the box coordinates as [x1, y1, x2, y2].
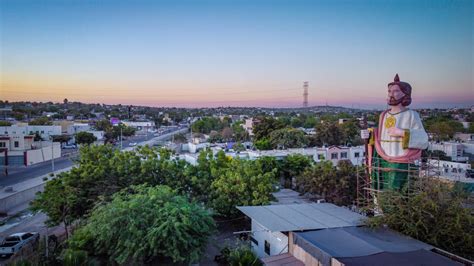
[384, 116, 396, 129]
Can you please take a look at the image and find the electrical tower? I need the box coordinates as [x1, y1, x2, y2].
[303, 81, 309, 107]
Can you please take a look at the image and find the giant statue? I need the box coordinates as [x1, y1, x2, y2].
[362, 74, 429, 191]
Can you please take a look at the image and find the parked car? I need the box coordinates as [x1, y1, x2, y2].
[0, 232, 39, 258]
[129, 142, 138, 147]
[62, 144, 77, 149]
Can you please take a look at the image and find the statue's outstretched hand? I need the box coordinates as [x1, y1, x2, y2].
[387, 127, 405, 137]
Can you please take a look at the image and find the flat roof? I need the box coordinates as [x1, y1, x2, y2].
[237, 203, 364, 232]
[294, 227, 461, 266]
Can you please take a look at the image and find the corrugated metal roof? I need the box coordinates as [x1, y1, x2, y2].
[237, 203, 364, 232]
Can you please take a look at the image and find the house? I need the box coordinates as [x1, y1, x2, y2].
[427, 159, 473, 183]
[313, 146, 365, 166]
[428, 142, 469, 162]
[237, 203, 364, 259]
[121, 121, 155, 132]
[0, 125, 61, 140]
[237, 202, 466, 266]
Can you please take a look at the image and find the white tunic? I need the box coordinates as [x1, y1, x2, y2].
[379, 109, 428, 157]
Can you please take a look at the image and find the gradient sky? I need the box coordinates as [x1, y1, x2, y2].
[1, 0, 473, 108]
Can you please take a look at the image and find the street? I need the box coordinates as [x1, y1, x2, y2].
[0, 131, 163, 187]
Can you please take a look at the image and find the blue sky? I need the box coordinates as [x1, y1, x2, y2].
[1, 0, 472, 108]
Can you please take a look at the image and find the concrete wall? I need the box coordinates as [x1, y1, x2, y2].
[0, 183, 45, 215]
[25, 143, 61, 166]
[251, 219, 288, 258]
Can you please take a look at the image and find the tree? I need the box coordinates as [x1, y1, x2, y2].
[75, 132, 97, 145]
[340, 120, 362, 146]
[172, 133, 187, 143]
[33, 132, 43, 141]
[67, 185, 216, 264]
[314, 121, 344, 146]
[0, 121, 11, 126]
[51, 134, 72, 145]
[254, 138, 272, 150]
[296, 160, 357, 206]
[232, 121, 250, 142]
[29, 116, 52, 125]
[252, 117, 284, 141]
[221, 127, 234, 141]
[269, 128, 308, 149]
[367, 178, 473, 260]
[233, 142, 246, 152]
[280, 154, 312, 188]
[211, 158, 277, 217]
[31, 178, 74, 239]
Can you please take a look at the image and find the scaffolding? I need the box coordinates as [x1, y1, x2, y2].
[356, 155, 442, 213]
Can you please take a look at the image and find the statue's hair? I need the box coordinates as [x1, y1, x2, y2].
[401, 94, 412, 106]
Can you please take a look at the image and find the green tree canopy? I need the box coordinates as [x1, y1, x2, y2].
[29, 116, 52, 125]
[367, 178, 473, 260]
[31, 178, 75, 238]
[252, 116, 284, 141]
[67, 185, 216, 264]
[269, 128, 308, 149]
[211, 158, 277, 217]
[75, 131, 97, 145]
[314, 121, 344, 146]
[296, 160, 357, 206]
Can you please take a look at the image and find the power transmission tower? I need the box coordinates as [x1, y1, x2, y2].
[303, 81, 309, 107]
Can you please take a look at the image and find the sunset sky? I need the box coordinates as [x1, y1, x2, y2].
[1, 0, 473, 109]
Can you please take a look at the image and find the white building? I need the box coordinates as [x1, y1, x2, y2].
[427, 159, 473, 183]
[67, 123, 91, 135]
[243, 118, 255, 136]
[428, 142, 469, 162]
[313, 145, 365, 166]
[0, 125, 61, 140]
[122, 121, 155, 131]
[179, 145, 365, 167]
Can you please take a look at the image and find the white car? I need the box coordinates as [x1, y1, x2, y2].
[129, 142, 138, 147]
[0, 232, 39, 258]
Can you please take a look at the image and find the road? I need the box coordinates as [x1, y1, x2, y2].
[0, 129, 185, 187]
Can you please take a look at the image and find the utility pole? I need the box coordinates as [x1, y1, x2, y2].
[50, 136, 55, 175]
[120, 126, 123, 149]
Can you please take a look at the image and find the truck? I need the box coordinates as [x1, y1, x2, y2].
[0, 232, 39, 258]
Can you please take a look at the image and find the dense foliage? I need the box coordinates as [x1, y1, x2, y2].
[66, 185, 215, 264]
[297, 160, 358, 205]
[367, 178, 474, 260]
[75, 131, 97, 145]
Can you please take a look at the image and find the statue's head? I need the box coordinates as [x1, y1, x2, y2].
[387, 74, 412, 106]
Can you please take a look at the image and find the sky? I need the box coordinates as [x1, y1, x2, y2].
[0, 0, 473, 109]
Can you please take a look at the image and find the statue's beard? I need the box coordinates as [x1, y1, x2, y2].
[388, 96, 404, 106]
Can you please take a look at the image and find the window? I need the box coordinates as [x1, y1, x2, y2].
[264, 240, 270, 255]
[250, 236, 258, 246]
[0, 142, 5, 148]
[341, 152, 348, 159]
[331, 153, 338, 159]
[354, 152, 360, 158]
[318, 154, 325, 160]
[41, 131, 44, 134]
[14, 141, 19, 148]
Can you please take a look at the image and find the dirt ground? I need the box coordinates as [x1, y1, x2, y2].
[199, 216, 251, 265]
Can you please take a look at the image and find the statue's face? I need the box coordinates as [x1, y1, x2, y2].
[387, 84, 405, 106]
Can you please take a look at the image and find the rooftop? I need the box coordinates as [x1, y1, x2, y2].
[237, 203, 364, 232]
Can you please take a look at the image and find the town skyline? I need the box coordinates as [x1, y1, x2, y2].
[1, 0, 473, 108]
